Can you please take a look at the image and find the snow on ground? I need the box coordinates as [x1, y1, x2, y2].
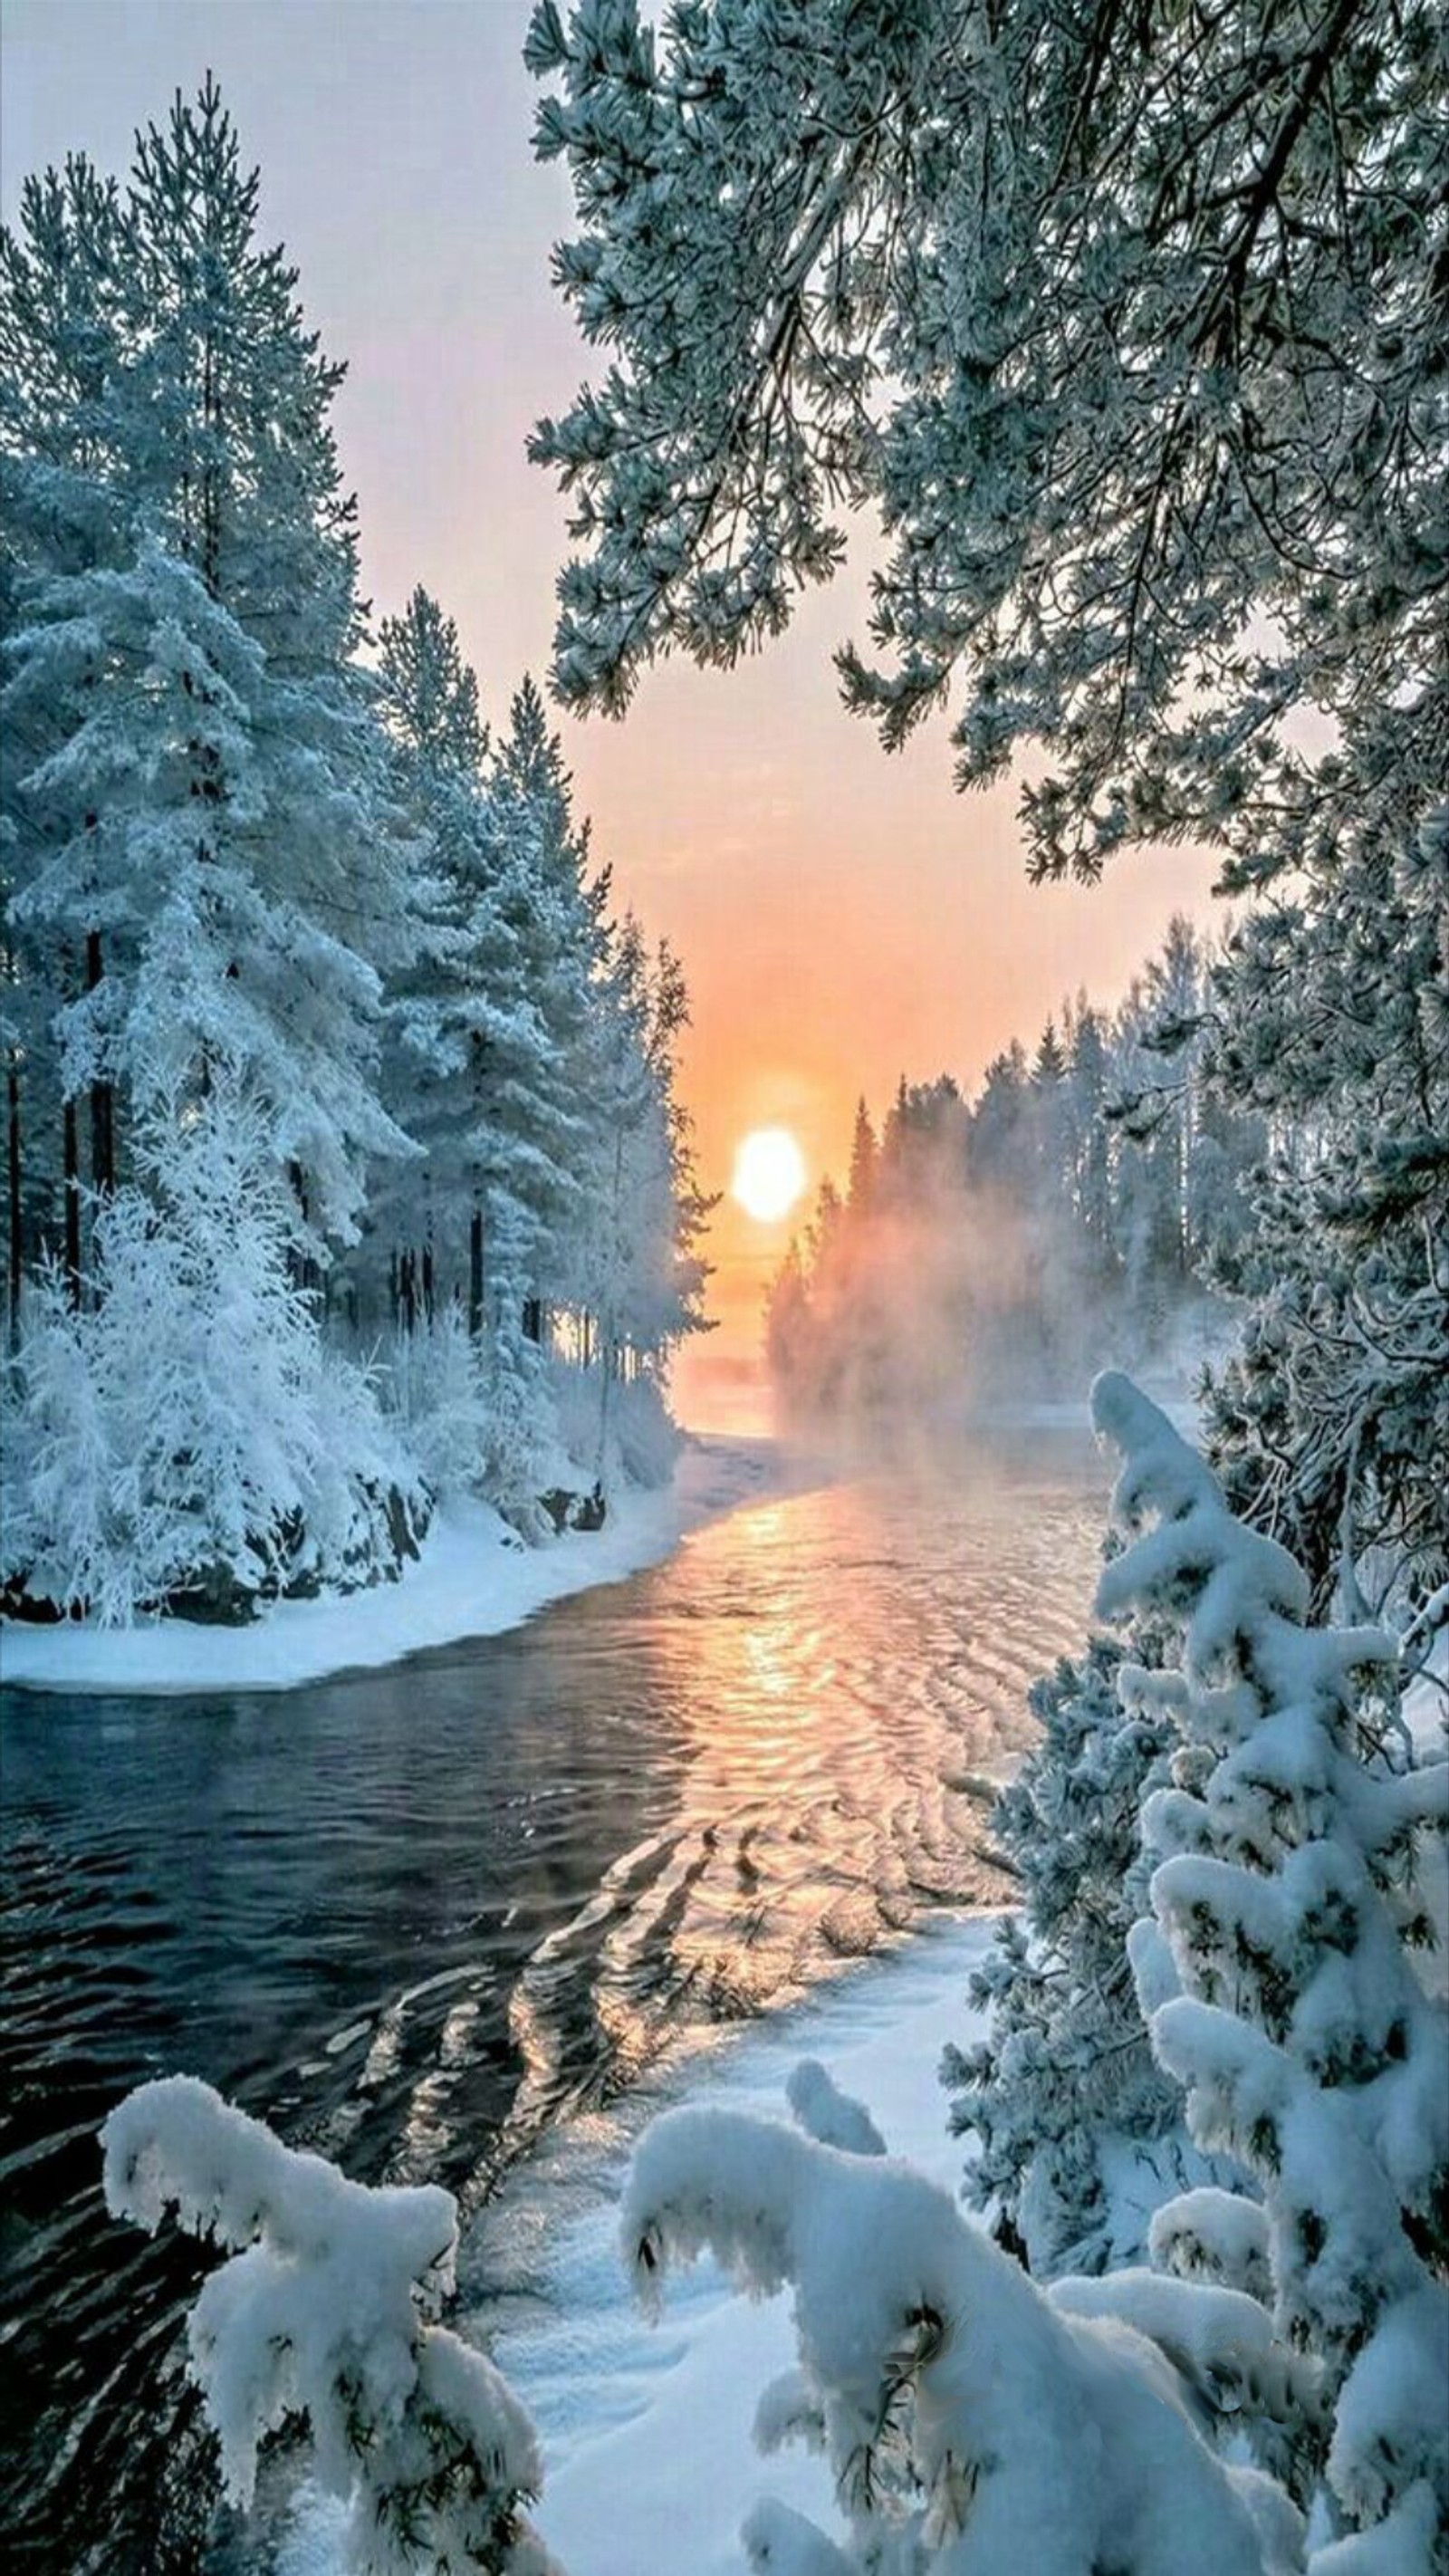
[0, 1437, 789, 1697]
[279, 1915, 994, 2576]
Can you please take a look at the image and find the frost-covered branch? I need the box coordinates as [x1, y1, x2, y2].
[101, 2078, 561, 2574]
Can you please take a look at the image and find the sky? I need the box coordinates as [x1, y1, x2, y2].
[0, 0, 1223, 1426]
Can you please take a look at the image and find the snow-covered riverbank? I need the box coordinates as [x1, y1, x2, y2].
[279, 1915, 993, 2576]
[0, 1437, 790, 1697]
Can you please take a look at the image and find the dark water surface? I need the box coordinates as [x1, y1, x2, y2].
[0, 1440, 1103, 2571]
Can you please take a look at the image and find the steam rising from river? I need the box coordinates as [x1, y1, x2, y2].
[769, 1174, 1133, 1464]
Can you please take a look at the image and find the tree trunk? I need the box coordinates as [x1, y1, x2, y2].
[468, 1206, 484, 1341]
[62, 1093, 82, 1311]
[7, 1053, 22, 1348]
[596, 1328, 616, 1485]
[288, 1160, 320, 1295]
[421, 1239, 435, 1326]
[84, 928, 115, 1196]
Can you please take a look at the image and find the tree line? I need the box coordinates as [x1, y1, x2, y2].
[766, 917, 1265, 1428]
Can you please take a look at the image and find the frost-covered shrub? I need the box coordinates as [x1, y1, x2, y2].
[380, 1307, 492, 1500]
[945, 1631, 1216, 2274]
[550, 1354, 682, 1497]
[483, 1312, 556, 1543]
[101, 2077, 561, 2575]
[624, 2071, 1302, 2574]
[1, 1085, 422, 1622]
[1090, 1373, 1449, 2565]
[609, 1367, 682, 1490]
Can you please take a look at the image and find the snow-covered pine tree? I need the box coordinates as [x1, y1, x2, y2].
[944, 1629, 1204, 2277]
[370, 591, 706, 1524]
[565, 916, 708, 1485]
[1089, 1373, 1449, 2563]
[370, 585, 492, 1336]
[1, 153, 136, 1303]
[646, 930, 714, 1366]
[486, 674, 603, 1311]
[1, 1072, 418, 1623]
[1200, 801, 1449, 1626]
[1060, 1001, 1118, 1289]
[101, 2076, 561, 2575]
[449, 677, 606, 1517]
[528, 0, 1442, 875]
[5, 80, 411, 1264]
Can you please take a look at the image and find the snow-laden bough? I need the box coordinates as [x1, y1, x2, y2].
[101, 2076, 561, 2575]
[622, 2073, 1304, 2574]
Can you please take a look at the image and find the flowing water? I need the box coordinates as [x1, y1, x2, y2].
[0, 1437, 1104, 2571]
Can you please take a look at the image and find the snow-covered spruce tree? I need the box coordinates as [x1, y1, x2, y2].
[0, 152, 138, 1303]
[370, 596, 707, 1526]
[944, 1629, 1212, 2277]
[1, 1074, 417, 1623]
[1089, 1373, 1449, 2564]
[564, 913, 709, 1486]
[8, 537, 408, 1263]
[369, 584, 491, 1338]
[484, 676, 604, 1304]
[437, 676, 608, 1523]
[101, 2076, 561, 2575]
[4, 80, 411, 1265]
[625, 2072, 1304, 2575]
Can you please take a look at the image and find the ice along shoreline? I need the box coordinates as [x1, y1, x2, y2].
[0, 1437, 789, 1699]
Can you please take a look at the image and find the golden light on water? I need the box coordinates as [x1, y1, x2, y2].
[732, 1127, 807, 1226]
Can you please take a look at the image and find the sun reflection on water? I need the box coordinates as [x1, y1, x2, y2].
[486, 1442, 1105, 2164]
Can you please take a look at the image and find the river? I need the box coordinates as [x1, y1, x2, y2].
[0, 1435, 1105, 2571]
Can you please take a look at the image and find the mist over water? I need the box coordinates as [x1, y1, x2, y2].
[768, 1140, 1229, 1460]
[1, 1437, 1105, 2571]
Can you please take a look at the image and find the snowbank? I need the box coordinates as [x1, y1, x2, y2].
[0, 1437, 782, 1697]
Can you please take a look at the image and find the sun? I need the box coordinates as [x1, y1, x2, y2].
[732, 1127, 807, 1226]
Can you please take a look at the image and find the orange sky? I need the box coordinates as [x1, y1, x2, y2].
[571, 576, 1220, 1424]
[3, 1, 1223, 1427]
